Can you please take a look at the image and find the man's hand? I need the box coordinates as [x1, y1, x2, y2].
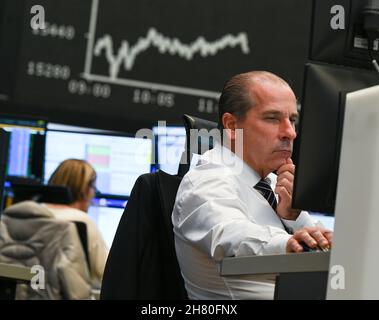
[286, 227, 333, 253]
[275, 158, 300, 220]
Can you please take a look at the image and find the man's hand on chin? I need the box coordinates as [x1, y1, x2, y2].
[275, 158, 301, 220]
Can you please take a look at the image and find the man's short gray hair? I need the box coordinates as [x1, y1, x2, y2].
[217, 71, 291, 129]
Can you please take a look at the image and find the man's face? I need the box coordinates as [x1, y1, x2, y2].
[235, 82, 298, 177]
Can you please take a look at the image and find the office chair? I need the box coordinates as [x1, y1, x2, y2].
[72, 221, 90, 271]
[178, 114, 218, 176]
[100, 170, 186, 299]
[100, 115, 217, 300]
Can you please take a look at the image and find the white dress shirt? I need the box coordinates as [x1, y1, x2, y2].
[172, 143, 318, 300]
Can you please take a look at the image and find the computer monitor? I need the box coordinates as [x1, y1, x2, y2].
[326, 85, 379, 299]
[88, 198, 125, 249]
[309, 212, 335, 231]
[292, 62, 379, 213]
[311, 0, 379, 71]
[152, 126, 186, 175]
[0, 115, 47, 181]
[152, 125, 202, 175]
[44, 128, 152, 197]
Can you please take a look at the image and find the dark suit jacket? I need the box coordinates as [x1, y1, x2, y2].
[100, 170, 187, 299]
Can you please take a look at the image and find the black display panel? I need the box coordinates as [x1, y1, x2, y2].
[0, 115, 47, 182]
[8, 0, 313, 131]
[0, 129, 10, 212]
[293, 62, 379, 214]
[311, 0, 379, 70]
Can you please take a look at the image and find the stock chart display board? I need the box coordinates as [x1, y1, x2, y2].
[10, 0, 312, 131]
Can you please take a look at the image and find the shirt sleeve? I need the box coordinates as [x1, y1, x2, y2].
[281, 211, 319, 233]
[172, 175, 292, 262]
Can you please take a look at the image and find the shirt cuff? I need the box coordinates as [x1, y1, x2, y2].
[282, 211, 317, 233]
[262, 233, 292, 255]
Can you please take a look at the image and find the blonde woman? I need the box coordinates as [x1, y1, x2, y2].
[45, 159, 109, 288]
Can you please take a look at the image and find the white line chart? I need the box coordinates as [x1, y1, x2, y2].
[82, 0, 251, 98]
[94, 28, 250, 79]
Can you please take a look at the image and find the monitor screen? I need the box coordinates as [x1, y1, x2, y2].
[309, 212, 335, 231]
[152, 125, 203, 175]
[44, 129, 152, 197]
[6, 0, 313, 131]
[292, 62, 379, 213]
[0, 115, 47, 181]
[153, 126, 186, 175]
[88, 198, 126, 249]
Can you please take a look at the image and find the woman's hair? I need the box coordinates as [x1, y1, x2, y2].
[48, 159, 96, 203]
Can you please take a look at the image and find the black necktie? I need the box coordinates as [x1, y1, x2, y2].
[254, 178, 293, 234]
[254, 178, 277, 212]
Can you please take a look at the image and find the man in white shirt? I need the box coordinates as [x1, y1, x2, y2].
[172, 71, 333, 299]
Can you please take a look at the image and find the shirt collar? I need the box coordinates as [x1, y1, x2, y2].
[210, 142, 269, 188]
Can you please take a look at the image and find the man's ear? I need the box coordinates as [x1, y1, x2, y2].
[222, 112, 238, 141]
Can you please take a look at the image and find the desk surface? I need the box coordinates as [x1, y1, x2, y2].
[220, 251, 330, 276]
[0, 263, 33, 281]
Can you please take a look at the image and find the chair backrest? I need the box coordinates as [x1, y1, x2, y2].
[178, 114, 218, 177]
[100, 170, 186, 299]
[9, 183, 73, 205]
[72, 221, 90, 271]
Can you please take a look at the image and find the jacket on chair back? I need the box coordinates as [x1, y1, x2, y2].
[0, 201, 92, 299]
[100, 171, 187, 299]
